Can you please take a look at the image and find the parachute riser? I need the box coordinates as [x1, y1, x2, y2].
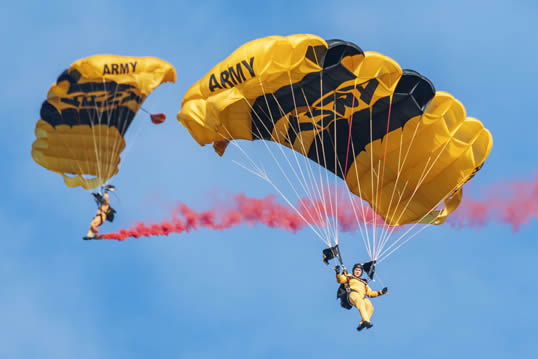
[322, 244, 345, 271]
[335, 244, 345, 270]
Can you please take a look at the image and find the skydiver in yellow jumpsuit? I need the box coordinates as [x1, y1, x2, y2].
[83, 186, 116, 240]
[335, 263, 388, 331]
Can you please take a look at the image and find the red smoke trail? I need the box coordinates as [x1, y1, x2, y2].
[449, 176, 538, 232]
[101, 193, 382, 241]
[101, 176, 538, 241]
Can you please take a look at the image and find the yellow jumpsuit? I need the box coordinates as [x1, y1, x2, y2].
[336, 271, 385, 323]
[87, 192, 110, 238]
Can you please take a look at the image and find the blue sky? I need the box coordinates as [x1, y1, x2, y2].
[2, 0, 538, 357]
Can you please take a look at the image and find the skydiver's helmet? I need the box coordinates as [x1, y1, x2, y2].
[352, 263, 364, 276]
[352, 261, 376, 280]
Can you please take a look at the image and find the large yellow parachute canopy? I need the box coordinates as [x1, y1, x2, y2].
[178, 34, 492, 226]
[32, 55, 176, 190]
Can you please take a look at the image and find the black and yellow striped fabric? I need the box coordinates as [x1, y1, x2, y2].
[32, 55, 176, 189]
[177, 34, 492, 226]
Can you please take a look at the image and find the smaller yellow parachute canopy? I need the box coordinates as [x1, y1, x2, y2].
[32, 55, 176, 190]
[178, 34, 492, 226]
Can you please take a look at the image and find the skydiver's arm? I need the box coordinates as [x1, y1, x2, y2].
[336, 272, 347, 284]
[103, 192, 109, 205]
[365, 285, 384, 298]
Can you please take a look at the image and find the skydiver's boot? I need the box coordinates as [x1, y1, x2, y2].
[357, 321, 373, 331]
[83, 232, 96, 240]
[83, 229, 98, 240]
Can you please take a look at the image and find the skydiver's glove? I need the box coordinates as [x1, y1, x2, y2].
[381, 287, 388, 295]
[92, 192, 104, 205]
[334, 265, 341, 274]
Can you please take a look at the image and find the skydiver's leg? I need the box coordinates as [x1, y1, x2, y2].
[364, 298, 374, 320]
[349, 292, 371, 322]
[87, 219, 97, 238]
[87, 215, 103, 238]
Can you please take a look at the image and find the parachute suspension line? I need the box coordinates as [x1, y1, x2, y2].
[376, 113, 425, 255]
[227, 73, 353, 247]
[332, 91, 341, 246]
[88, 78, 120, 188]
[377, 208, 436, 263]
[373, 95, 395, 259]
[378, 155, 433, 257]
[98, 77, 134, 189]
[377, 176, 463, 261]
[375, 131, 456, 259]
[294, 73, 340, 245]
[376, 180, 409, 255]
[51, 80, 94, 187]
[373, 160, 383, 259]
[226, 122, 328, 244]
[102, 78, 113, 184]
[112, 84, 135, 184]
[283, 73, 336, 241]
[103, 78, 121, 185]
[265, 85, 336, 243]
[378, 184, 464, 262]
[291, 81, 343, 245]
[379, 96, 393, 193]
[276, 73, 333, 238]
[226, 84, 329, 244]
[376, 120, 408, 254]
[275, 87, 335, 242]
[87, 80, 105, 187]
[326, 94, 346, 246]
[225, 135, 269, 181]
[340, 79, 376, 260]
[378, 108, 456, 257]
[376, 182, 463, 263]
[104, 78, 129, 187]
[343, 87, 357, 179]
[332, 84, 371, 252]
[85, 81, 106, 186]
[308, 73, 339, 245]
[296, 87, 342, 245]
[338, 80, 370, 257]
[345, 99, 375, 261]
[216, 109, 272, 184]
[377, 227, 430, 264]
[376, 109, 431, 258]
[298, 41, 339, 244]
[231, 155, 268, 180]
[370, 94, 395, 260]
[371, 271, 387, 287]
[317, 79, 381, 259]
[98, 78, 116, 185]
[368, 106, 380, 259]
[373, 156, 432, 260]
[347, 140, 374, 259]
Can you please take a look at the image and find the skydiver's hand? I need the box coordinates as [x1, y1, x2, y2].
[382, 287, 388, 295]
[334, 265, 341, 274]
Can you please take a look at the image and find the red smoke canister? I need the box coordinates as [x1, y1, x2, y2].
[150, 113, 166, 124]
